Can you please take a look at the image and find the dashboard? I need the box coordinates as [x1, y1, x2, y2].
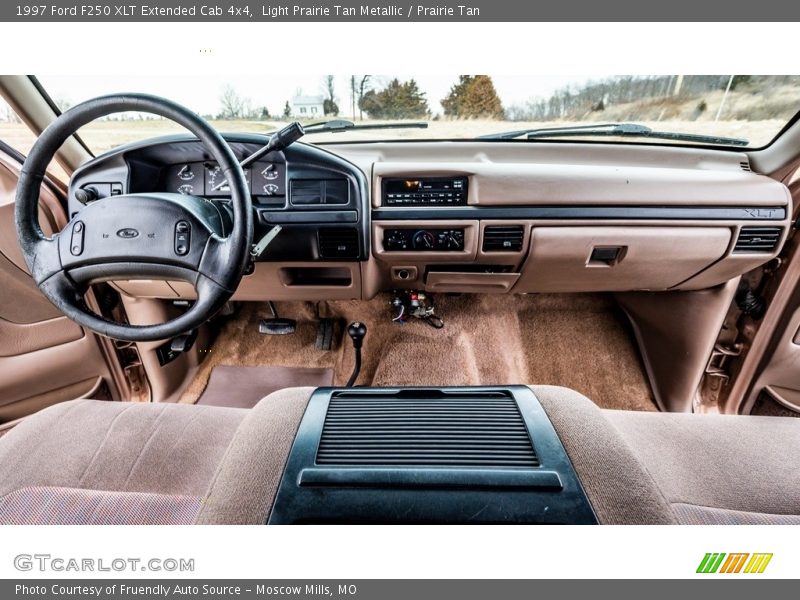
[67, 134, 792, 303]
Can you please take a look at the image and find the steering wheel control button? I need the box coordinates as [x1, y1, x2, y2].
[70, 221, 85, 256]
[174, 221, 191, 255]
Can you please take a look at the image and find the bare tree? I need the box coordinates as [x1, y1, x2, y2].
[350, 76, 356, 119]
[219, 84, 248, 119]
[357, 75, 371, 120]
[322, 75, 339, 116]
[348, 75, 372, 120]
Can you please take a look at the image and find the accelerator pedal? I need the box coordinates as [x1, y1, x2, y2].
[315, 318, 337, 351]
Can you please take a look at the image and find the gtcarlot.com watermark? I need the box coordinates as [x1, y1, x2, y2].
[14, 554, 195, 573]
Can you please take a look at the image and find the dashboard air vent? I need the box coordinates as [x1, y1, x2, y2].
[290, 179, 349, 206]
[733, 227, 782, 253]
[739, 160, 752, 172]
[316, 390, 538, 468]
[318, 228, 359, 259]
[482, 225, 525, 252]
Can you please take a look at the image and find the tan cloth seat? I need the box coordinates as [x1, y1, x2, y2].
[532, 385, 800, 525]
[2, 384, 798, 525]
[0, 387, 314, 525]
[605, 409, 800, 524]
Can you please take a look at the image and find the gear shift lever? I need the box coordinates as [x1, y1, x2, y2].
[345, 322, 367, 387]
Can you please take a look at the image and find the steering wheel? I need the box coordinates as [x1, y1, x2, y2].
[15, 94, 253, 342]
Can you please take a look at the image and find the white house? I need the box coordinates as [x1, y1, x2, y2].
[291, 95, 325, 119]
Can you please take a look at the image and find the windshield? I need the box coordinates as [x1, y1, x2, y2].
[31, 74, 800, 152]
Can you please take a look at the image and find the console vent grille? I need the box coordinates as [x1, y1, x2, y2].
[733, 226, 782, 253]
[318, 228, 359, 259]
[317, 390, 538, 467]
[483, 225, 524, 252]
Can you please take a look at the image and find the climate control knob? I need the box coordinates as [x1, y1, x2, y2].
[412, 230, 436, 250]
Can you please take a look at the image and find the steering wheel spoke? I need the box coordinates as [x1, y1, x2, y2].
[26, 235, 66, 286]
[15, 94, 253, 342]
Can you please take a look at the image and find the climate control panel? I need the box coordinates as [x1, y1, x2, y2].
[383, 228, 465, 251]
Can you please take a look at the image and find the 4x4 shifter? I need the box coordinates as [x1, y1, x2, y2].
[345, 322, 367, 387]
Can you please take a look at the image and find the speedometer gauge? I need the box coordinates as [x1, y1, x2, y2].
[207, 164, 227, 193]
[204, 163, 251, 196]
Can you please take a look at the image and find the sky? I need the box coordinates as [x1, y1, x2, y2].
[37, 74, 602, 117]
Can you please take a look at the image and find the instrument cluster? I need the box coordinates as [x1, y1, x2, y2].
[163, 160, 286, 198]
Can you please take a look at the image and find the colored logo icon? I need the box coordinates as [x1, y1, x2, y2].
[697, 553, 773, 574]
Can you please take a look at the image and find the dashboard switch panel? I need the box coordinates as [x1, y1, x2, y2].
[383, 228, 465, 252]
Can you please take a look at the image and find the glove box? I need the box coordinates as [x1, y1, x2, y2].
[516, 226, 731, 292]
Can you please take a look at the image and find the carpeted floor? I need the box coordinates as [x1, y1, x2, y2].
[750, 392, 800, 418]
[180, 293, 657, 412]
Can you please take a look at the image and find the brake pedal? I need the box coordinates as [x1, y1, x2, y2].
[259, 301, 296, 336]
[259, 318, 296, 335]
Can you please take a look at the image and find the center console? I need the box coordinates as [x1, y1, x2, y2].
[269, 386, 597, 524]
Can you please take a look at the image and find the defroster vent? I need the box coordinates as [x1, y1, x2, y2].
[733, 226, 782, 253]
[316, 390, 539, 468]
[482, 225, 525, 252]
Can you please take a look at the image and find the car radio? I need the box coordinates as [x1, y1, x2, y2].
[382, 176, 468, 206]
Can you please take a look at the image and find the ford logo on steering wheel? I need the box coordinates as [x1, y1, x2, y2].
[116, 228, 139, 239]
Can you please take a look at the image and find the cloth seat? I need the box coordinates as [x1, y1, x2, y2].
[0, 387, 314, 525]
[2, 384, 799, 525]
[533, 385, 800, 525]
[605, 408, 800, 524]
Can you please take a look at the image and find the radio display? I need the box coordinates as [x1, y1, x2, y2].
[383, 176, 468, 206]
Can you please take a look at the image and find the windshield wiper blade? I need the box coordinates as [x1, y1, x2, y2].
[301, 119, 428, 134]
[478, 122, 749, 146]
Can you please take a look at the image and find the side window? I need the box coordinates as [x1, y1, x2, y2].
[0, 95, 67, 183]
[0, 96, 37, 156]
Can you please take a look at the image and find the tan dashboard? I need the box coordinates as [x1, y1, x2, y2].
[112, 141, 792, 301]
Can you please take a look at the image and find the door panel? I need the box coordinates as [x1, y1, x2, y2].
[727, 175, 800, 416]
[745, 250, 800, 414]
[0, 147, 119, 423]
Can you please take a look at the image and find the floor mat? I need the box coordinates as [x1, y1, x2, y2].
[196, 365, 334, 409]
